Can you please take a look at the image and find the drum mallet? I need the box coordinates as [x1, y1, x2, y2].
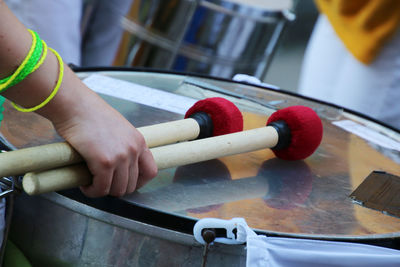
[22, 105, 323, 195]
[0, 97, 243, 177]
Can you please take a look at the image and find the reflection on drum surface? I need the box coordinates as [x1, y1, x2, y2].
[2, 70, 400, 266]
[2, 71, 399, 239]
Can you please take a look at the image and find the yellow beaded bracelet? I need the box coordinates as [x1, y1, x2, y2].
[31, 40, 48, 73]
[11, 47, 64, 113]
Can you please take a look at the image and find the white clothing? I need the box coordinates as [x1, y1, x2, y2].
[5, 0, 133, 66]
[299, 15, 400, 131]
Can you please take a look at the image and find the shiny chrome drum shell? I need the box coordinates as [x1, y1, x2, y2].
[2, 69, 400, 266]
[115, 0, 293, 78]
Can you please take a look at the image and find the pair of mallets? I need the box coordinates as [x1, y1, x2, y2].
[0, 97, 323, 195]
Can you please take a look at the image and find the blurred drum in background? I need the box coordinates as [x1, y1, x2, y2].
[113, 0, 294, 79]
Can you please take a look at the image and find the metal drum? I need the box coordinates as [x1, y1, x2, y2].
[1, 68, 400, 266]
[114, 0, 294, 79]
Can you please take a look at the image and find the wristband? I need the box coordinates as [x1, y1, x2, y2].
[0, 30, 43, 92]
[11, 48, 64, 113]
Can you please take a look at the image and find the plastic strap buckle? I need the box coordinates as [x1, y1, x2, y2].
[193, 218, 247, 245]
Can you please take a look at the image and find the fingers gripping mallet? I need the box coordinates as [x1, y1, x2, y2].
[0, 97, 243, 177]
[22, 106, 323, 195]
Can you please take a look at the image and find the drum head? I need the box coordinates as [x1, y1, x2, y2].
[1, 69, 400, 242]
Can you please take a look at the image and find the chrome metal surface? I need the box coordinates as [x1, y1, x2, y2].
[0, 176, 21, 198]
[2, 69, 400, 266]
[10, 192, 246, 266]
[115, 0, 293, 78]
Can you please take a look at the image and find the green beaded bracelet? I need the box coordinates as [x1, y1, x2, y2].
[0, 30, 44, 92]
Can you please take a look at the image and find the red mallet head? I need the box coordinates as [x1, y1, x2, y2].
[185, 97, 243, 138]
[267, 106, 323, 160]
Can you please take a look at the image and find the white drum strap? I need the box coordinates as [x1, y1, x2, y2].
[194, 218, 400, 267]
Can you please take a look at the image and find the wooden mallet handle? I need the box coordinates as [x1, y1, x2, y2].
[23, 126, 279, 195]
[0, 118, 200, 177]
[23, 105, 324, 195]
[0, 97, 244, 177]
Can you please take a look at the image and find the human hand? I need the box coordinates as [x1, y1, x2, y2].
[52, 92, 158, 198]
[0, 4, 157, 198]
[42, 65, 159, 198]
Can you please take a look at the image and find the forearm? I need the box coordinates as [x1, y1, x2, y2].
[0, 1, 105, 125]
[0, 0, 32, 77]
[0, 0, 158, 197]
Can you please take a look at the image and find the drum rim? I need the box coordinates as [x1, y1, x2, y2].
[53, 189, 400, 245]
[5, 67, 400, 245]
[71, 66, 400, 134]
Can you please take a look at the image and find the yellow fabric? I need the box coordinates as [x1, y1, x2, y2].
[315, 0, 400, 64]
